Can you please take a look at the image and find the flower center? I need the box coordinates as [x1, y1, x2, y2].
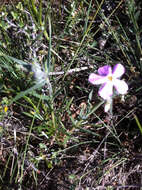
[108, 75, 113, 81]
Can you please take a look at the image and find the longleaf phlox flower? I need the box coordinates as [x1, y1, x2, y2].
[89, 64, 128, 100]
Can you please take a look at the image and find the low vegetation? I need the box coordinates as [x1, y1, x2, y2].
[0, 0, 142, 189]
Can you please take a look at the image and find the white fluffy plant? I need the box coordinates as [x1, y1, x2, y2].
[32, 62, 46, 84]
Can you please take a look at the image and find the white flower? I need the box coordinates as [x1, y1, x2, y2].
[89, 64, 128, 100]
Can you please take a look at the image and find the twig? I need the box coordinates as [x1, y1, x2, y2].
[48, 65, 94, 76]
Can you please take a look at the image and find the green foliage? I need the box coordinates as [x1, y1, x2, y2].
[0, 0, 142, 188]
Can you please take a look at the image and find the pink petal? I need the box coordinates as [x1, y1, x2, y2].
[89, 73, 106, 85]
[99, 82, 113, 99]
[112, 64, 125, 78]
[114, 79, 128, 94]
[98, 65, 112, 76]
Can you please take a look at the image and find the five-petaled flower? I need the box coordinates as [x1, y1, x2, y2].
[88, 64, 128, 100]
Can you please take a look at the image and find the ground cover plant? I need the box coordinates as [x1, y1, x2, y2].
[0, 0, 142, 189]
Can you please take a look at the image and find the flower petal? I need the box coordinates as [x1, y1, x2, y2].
[114, 79, 128, 94]
[99, 82, 113, 99]
[112, 64, 125, 78]
[98, 65, 112, 76]
[104, 98, 112, 112]
[89, 73, 106, 85]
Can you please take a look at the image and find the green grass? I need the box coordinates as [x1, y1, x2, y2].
[0, 0, 142, 189]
